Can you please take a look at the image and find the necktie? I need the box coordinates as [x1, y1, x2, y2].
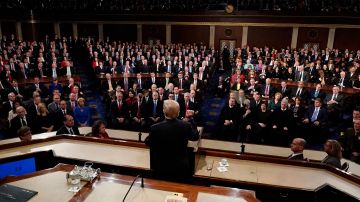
[124, 79, 128, 92]
[21, 118, 27, 126]
[180, 79, 183, 89]
[66, 67, 71, 76]
[296, 89, 301, 96]
[153, 101, 157, 117]
[265, 85, 269, 96]
[36, 84, 39, 90]
[138, 79, 141, 88]
[53, 69, 57, 78]
[63, 110, 66, 115]
[186, 101, 189, 111]
[168, 66, 171, 72]
[311, 107, 319, 122]
[315, 91, 319, 97]
[152, 78, 155, 83]
[300, 72, 303, 81]
[69, 128, 74, 135]
[175, 95, 178, 101]
[165, 79, 169, 90]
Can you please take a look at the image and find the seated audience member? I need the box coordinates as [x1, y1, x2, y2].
[270, 98, 295, 146]
[309, 83, 326, 104]
[48, 78, 63, 95]
[249, 91, 262, 112]
[125, 90, 136, 106]
[278, 81, 291, 98]
[29, 76, 48, 98]
[56, 114, 80, 135]
[236, 89, 250, 108]
[245, 78, 259, 95]
[324, 86, 344, 108]
[36, 103, 54, 133]
[91, 120, 110, 139]
[26, 95, 42, 117]
[291, 97, 306, 136]
[130, 94, 146, 128]
[288, 138, 306, 161]
[8, 101, 21, 125]
[231, 77, 243, 91]
[246, 102, 271, 143]
[74, 98, 91, 127]
[146, 91, 163, 126]
[110, 91, 129, 128]
[268, 92, 282, 112]
[145, 100, 199, 182]
[54, 100, 74, 129]
[353, 74, 360, 90]
[48, 94, 61, 114]
[10, 106, 34, 138]
[302, 98, 328, 143]
[219, 98, 241, 141]
[3, 92, 17, 117]
[291, 81, 307, 102]
[17, 126, 32, 142]
[336, 71, 351, 88]
[260, 78, 275, 99]
[339, 119, 360, 164]
[179, 92, 195, 119]
[321, 139, 342, 169]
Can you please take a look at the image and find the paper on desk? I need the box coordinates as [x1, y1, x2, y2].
[217, 166, 228, 172]
[165, 195, 187, 202]
[218, 162, 229, 167]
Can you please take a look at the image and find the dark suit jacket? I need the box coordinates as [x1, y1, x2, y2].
[288, 153, 304, 161]
[305, 106, 327, 126]
[323, 94, 344, 107]
[339, 128, 360, 163]
[321, 155, 341, 169]
[9, 115, 35, 138]
[145, 100, 164, 119]
[295, 71, 310, 82]
[291, 88, 308, 101]
[110, 100, 129, 120]
[308, 90, 326, 103]
[145, 119, 199, 180]
[56, 125, 80, 135]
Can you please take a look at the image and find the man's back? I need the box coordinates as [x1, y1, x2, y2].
[147, 119, 198, 181]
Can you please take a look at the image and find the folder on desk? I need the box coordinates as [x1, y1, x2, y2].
[0, 184, 38, 202]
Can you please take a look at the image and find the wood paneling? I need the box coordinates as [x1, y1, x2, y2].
[21, 23, 35, 41]
[1, 22, 16, 38]
[247, 26, 292, 49]
[297, 27, 329, 49]
[103, 24, 137, 42]
[59, 23, 73, 38]
[77, 24, 98, 40]
[34, 23, 54, 40]
[333, 28, 360, 50]
[171, 25, 209, 46]
[214, 26, 242, 49]
[142, 24, 166, 44]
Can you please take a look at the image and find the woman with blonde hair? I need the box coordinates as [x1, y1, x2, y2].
[321, 139, 342, 169]
[74, 97, 91, 127]
[36, 103, 54, 133]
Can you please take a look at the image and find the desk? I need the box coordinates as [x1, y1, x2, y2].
[0, 136, 359, 201]
[0, 138, 150, 170]
[0, 164, 258, 202]
[195, 155, 360, 200]
[198, 139, 360, 177]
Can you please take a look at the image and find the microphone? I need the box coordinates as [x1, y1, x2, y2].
[122, 174, 144, 202]
[240, 133, 246, 154]
[138, 132, 142, 142]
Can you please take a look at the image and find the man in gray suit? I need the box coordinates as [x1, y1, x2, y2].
[48, 94, 61, 114]
[295, 65, 310, 82]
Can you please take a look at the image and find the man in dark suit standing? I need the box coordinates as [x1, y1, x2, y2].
[145, 100, 199, 182]
[146, 91, 164, 126]
[56, 114, 80, 135]
[288, 138, 306, 161]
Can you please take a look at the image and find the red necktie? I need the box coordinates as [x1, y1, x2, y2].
[186, 102, 189, 111]
[180, 79, 183, 89]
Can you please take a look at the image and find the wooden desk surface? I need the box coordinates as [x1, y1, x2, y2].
[0, 135, 359, 199]
[0, 164, 258, 202]
[195, 155, 360, 200]
[0, 139, 150, 170]
[199, 139, 360, 176]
